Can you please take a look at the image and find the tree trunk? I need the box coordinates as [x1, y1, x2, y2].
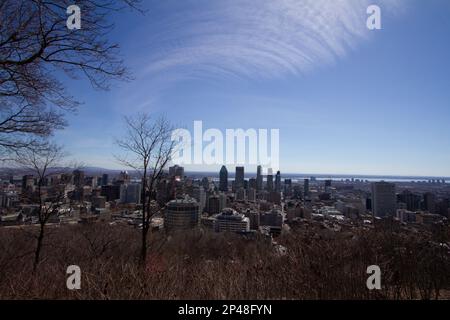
[140, 174, 147, 265]
[33, 223, 45, 273]
[141, 226, 148, 264]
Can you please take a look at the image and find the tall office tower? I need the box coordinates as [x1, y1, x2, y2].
[248, 178, 257, 190]
[398, 190, 421, 211]
[243, 209, 260, 230]
[85, 176, 97, 188]
[304, 178, 310, 197]
[267, 173, 274, 191]
[248, 188, 256, 202]
[21, 175, 35, 192]
[371, 182, 397, 217]
[117, 171, 130, 184]
[192, 186, 206, 213]
[235, 166, 245, 189]
[423, 192, 436, 213]
[207, 194, 221, 215]
[101, 174, 109, 186]
[120, 183, 142, 204]
[164, 197, 199, 231]
[169, 165, 185, 179]
[256, 165, 263, 190]
[275, 171, 281, 192]
[284, 179, 292, 196]
[73, 169, 85, 188]
[100, 185, 121, 202]
[219, 165, 228, 192]
[201, 177, 210, 190]
[219, 192, 227, 211]
[236, 187, 246, 201]
[324, 179, 332, 193]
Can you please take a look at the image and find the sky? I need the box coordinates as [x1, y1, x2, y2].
[54, 0, 450, 177]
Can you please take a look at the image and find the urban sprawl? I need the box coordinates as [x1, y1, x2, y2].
[1, 165, 449, 248]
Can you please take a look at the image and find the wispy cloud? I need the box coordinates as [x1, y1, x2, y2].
[143, 0, 404, 82]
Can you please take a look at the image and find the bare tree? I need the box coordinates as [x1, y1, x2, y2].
[16, 142, 72, 272]
[0, 0, 141, 157]
[115, 113, 176, 264]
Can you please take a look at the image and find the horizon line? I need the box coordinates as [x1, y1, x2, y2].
[2, 166, 446, 180]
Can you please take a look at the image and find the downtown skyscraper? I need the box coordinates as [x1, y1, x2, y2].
[275, 170, 281, 192]
[235, 166, 244, 189]
[371, 182, 397, 217]
[256, 165, 263, 191]
[266, 168, 273, 192]
[219, 165, 228, 192]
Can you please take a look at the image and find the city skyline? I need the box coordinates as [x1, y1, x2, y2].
[2, 0, 449, 304]
[49, 0, 450, 177]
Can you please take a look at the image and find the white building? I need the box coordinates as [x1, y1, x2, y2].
[214, 208, 250, 233]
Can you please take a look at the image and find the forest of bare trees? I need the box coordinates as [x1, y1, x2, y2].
[0, 222, 448, 299]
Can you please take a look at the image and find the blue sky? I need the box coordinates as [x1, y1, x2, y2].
[54, 0, 450, 177]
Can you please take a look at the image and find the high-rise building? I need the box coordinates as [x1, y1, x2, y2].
[248, 178, 257, 190]
[266, 174, 273, 191]
[85, 176, 97, 188]
[284, 179, 292, 197]
[73, 170, 85, 188]
[423, 192, 436, 214]
[116, 171, 130, 184]
[256, 165, 263, 191]
[235, 166, 244, 189]
[236, 187, 246, 201]
[219, 192, 227, 211]
[192, 186, 206, 213]
[169, 165, 184, 180]
[164, 197, 199, 231]
[100, 185, 120, 202]
[247, 188, 256, 202]
[201, 177, 210, 190]
[21, 175, 34, 192]
[303, 179, 310, 197]
[275, 171, 281, 192]
[371, 182, 396, 217]
[219, 165, 228, 192]
[398, 190, 421, 212]
[207, 194, 221, 215]
[120, 183, 141, 204]
[243, 209, 260, 230]
[101, 174, 109, 186]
